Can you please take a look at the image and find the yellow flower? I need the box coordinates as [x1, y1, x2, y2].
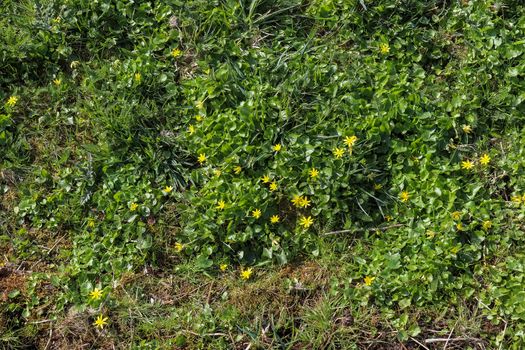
[333, 147, 345, 159]
[6, 96, 18, 107]
[291, 195, 302, 207]
[93, 315, 108, 329]
[426, 230, 436, 239]
[234, 166, 242, 174]
[216, 200, 226, 210]
[511, 195, 522, 204]
[482, 220, 492, 230]
[261, 175, 271, 184]
[364, 276, 375, 286]
[241, 268, 253, 280]
[299, 216, 313, 229]
[462, 124, 472, 134]
[214, 169, 222, 177]
[385, 215, 393, 222]
[379, 43, 390, 54]
[374, 183, 382, 190]
[53, 78, 62, 86]
[461, 160, 474, 170]
[87, 218, 95, 228]
[220, 263, 228, 272]
[456, 223, 464, 231]
[399, 191, 409, 202]
[309, 168, 319, 179]
[269, 181, 278, 191]
[130, 202, 139, 211]
[188, 124, 195, 135]
[299, 196, 311, 208]
[171, 48, 182, 58]
[252, 209, 262, 219]
[89, 288, 103, 301]
[273, 143, 282, 152]
[198, 153, 206, 164]
[175, 242, 184, 252]
[195, 115, 203, 122]
[270, 215, 280, 223]
[480, 153, 491, 166]
[451, 211, 461, 220]
[163, 186, 173, 194]
[344, 135, 358, 148]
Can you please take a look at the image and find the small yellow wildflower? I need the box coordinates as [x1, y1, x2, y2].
[241, 268, 253, 280]
[163, 186, 173, 194]
[188, 124, 195, 135]
[364, 276, 375, 286]
[234, 166, 242, 174]
[385, 215, 393, 222]
[480, 153, 491, 166]
[87, 219, 95, 228]
[214, 169, 222, 177]
[426, 230, 436, 239]
[482, 220, 492, 230]
[6, 96, 18, 107]
[309, 168, 319, 179]
[461, 160, 474, 170]
[273, 144, 282, 152]
[198, 153, 206, 164]
[269, 181, 278, 191]
[270, 215, 280, 223]
[130, 202, 139, 211]
[400, 191, 409, 202]
[216, 200, 226, 210]
[462, 124, 472, 134]
[299, 196, 311, 208]
[195, 115, 203, 122]
[171, 48, 182, 58]
[299, 216, 314, 229]
[333, 147, 345, 159]
[93, 315, 108, 329]
[175, 242, 184, 252]
[344, 135, 358, 147]
[374, 183, 383, 190]
[456, 223, 464, 231]
[220, 263, 228, 272]
[89, 288, 103, 301]
[53, 78, 62, 86]
[261, 175, 271, 184]
[291, 195, 302, 207]
[252, 209, 262, 219]
[451, 211, 461, 220]
[511, 195, 522, 204]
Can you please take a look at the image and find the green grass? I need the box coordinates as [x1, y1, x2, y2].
[2, 0, 525, 348]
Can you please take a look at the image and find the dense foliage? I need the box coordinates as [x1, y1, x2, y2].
[2, 0, 525, 348]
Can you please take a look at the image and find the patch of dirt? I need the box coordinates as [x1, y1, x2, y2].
[0, 263, 27, 302]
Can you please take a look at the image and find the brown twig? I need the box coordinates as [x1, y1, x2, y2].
[424, 337, 481, 343]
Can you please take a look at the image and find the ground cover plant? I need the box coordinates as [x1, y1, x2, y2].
[2, 0, 525, 348]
